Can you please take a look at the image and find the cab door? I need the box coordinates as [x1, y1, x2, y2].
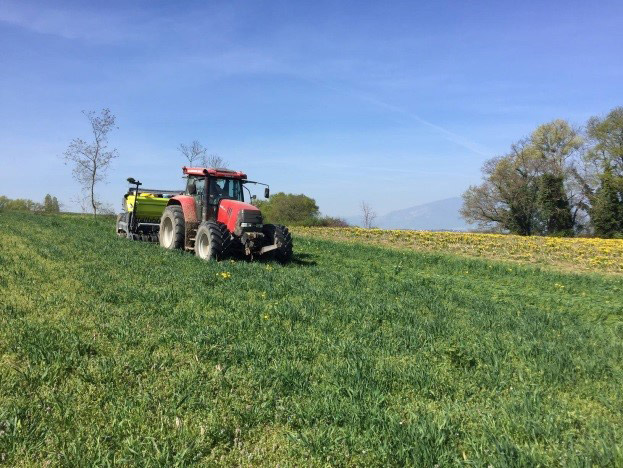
[186, 176, 206, 221]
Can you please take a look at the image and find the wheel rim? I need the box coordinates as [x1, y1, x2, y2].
[197, 232, 211, 259]
[162, 217, 173, 247]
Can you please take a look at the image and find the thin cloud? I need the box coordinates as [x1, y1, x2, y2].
[325, 84, 493, 157]
[0, 1, 140, 43]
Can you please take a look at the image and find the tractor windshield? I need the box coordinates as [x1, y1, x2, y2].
[208, 177, 244, 204]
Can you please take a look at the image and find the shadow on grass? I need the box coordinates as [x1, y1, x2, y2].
[247, 252, 318, 267]
[289, 252, 317, 267]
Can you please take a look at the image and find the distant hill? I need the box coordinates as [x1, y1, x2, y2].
[347, 197, 472, 231]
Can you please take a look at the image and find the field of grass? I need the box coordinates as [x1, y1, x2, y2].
[1, 211, 623, 466]
[292, 226, 623, 274]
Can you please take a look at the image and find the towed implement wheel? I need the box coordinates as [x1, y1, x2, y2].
[159, 205, 185, 250]
[195, 221, 231, 261]
[116, 213, 128, 237]
[263, 224, 293, 262]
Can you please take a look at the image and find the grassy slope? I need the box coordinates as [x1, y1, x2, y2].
[0, 212, 622, 466]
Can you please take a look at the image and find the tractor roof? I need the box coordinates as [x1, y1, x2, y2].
[183, 167, 247, 179]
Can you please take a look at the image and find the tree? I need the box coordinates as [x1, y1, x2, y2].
[255, 193, 319, 225]
[534, 174, 574, 236]
[461, 141, 541, 235]
[589, 168, 623, 237]
[360, 201, 377, 228]
[582, 107, 623, 237]
[0, 196, 42, 212]
[178, 141, 229, 168]
[461, 120, 582, 235]
[585, 107, 623, 177]
[43, 194, 60, 213]
[178, 140, 206, 166]
[64, 109, 118, 218]
[202, 153, 228, 169]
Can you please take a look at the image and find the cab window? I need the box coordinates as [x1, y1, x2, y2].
[208, 178, 243, 204]
[186, 176, 205, 196]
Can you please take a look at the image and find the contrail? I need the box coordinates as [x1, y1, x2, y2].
[343, 88, 492, 157]
[305, 76, 492, 157]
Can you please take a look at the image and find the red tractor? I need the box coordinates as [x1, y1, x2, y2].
[116, 167, 293, 262]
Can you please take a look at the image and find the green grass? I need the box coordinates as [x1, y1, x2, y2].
[1, 211, 622, 466]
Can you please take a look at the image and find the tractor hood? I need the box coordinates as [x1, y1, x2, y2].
[217, 199, 262, 234]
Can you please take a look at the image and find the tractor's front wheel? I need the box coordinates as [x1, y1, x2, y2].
[195, 221, 230, 261]
[160, 205, 185, 250]
[263, 224, 293, 262]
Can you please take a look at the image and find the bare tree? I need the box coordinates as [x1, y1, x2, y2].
[64, 109, 118, 218]
[360, 201, 377, 228]
[178, 140, 207, 166]
[178, 140, 229, 168]
[201, 153, 228, 169]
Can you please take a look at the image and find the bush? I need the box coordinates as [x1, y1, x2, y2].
[313, 216, 350, 227]
[255, 193, 350, 227]
[0, 195, 43, 213]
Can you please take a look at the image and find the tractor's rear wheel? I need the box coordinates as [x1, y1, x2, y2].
[159, 205, 185, 250]
[195, 221, 230, 261]
[263, 224, 293, 262]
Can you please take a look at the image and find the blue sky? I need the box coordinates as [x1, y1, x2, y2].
[1, 0, 621, 217]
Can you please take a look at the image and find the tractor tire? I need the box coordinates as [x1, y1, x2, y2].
[159, 205, 185, 250]
[263, 224, 293, 262]
[195, 221, 230, 261]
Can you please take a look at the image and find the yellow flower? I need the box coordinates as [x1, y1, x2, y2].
[217, 272, 231, 279]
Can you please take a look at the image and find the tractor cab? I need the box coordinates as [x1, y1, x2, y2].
[185, 170, 245, 221]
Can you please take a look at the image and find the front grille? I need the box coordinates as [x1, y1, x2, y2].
[239, 209, 263, 224]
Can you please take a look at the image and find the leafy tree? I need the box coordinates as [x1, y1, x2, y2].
[589, 168, 623, 237]
[535, 174, 574, 236]
[461, 120, 582, 235]
[43, 194, 60, 213]
[255, 193, 320, 225]
[585, 107, 623, 177]
[64, 109, 118, 218]
[582, 107, 623, 237]
[0, 196, 42, 212]
[461, 141, 541, 235]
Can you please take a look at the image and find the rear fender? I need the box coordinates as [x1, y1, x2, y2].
[168, 196, 198, 250]
[168, 195, 197, 224]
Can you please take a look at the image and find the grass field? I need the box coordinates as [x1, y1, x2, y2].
[1, 212, 622, 466]
[292, 227, 623, 274]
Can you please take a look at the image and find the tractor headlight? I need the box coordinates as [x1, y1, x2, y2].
[241, 222, 263, 228]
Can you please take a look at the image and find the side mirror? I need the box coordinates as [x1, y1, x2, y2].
[264, 187, 270, 198]
[127, 177, 136, 184]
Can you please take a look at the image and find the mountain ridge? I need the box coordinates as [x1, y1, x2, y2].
[345, 197, 472, 231]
